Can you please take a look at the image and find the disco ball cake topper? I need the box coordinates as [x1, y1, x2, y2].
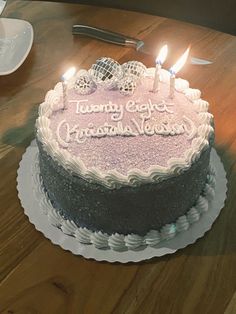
[89, 57, 123, 90]
[74, 70, 97, 95]
[73, 58, 147, 95]
[122, 61, 147, 80]
[117, 77, 137, 96]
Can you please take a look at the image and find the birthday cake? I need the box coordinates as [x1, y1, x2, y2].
[36, 57, 215, 250]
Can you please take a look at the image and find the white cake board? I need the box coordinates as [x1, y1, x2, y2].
[17, 141, 227, 263]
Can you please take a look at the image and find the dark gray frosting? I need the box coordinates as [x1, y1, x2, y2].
[37, 139, 211, 236]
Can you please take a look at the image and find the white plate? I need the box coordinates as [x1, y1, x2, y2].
[0, 18, 33, 75]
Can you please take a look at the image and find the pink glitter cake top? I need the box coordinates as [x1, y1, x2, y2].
[49, 77, 201, 176]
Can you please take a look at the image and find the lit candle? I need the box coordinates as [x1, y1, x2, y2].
[61, 67, 76, 109]
[153, 45, 168, 92]
[169, 47, 190, 99]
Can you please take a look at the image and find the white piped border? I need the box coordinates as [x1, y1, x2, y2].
[36, 67, 214, 189]
[34, 162, 216, 251]
[17, 141, 227, 263]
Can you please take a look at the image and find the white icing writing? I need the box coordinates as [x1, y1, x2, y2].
[126, 99, 173, 120]
[131, 115, 195, 138]
[71, 98, 173, 122]
[57, 120, 138, 145]
[74, 99, 124, 121]
[55, 98, 197, 147]
[56, 116, 196, 146]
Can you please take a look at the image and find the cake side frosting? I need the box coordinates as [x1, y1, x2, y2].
[36, 68, 214, 189]
[34, 153, 216, 251]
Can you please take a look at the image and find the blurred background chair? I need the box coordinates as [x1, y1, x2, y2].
[55, 0, 236, 35]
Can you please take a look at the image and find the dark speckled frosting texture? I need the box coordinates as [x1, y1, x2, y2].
[37, 140, 211, 235]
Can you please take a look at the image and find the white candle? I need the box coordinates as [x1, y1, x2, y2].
[169, 72, 175, 99]
[153, 63, 161, 92]
[168, 47, 190, 99]
[153, 45, 168, 93]
[62, 67, 76, 109]
[62, 81, 67, 109]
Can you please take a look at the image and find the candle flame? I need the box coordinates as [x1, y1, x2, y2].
[62, 67, 76, 81]
[156, 45, 168, 65]
[170, 47, 190, 75]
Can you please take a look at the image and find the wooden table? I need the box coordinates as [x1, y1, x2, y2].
[1, 1, 236, 313]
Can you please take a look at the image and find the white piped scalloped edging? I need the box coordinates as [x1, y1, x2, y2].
[32, 154, 216, 251]
[36, 67, 214, 189]
[17, 142, 227, 262]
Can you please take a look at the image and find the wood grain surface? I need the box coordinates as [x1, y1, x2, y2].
[0, 1, 236, 313]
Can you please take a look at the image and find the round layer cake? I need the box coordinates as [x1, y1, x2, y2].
[36, 59, 215, 249]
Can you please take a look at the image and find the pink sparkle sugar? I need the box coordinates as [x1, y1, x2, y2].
[50, 77, 201, 175]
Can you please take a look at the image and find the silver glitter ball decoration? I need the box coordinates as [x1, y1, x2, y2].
[89, 57, 123, 90]
[117, 77, 137, 96]
[74, 71, 96, 95]
[122, 61, 146, 80]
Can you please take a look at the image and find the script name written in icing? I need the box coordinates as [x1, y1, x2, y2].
[56, 116, 196, 147]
